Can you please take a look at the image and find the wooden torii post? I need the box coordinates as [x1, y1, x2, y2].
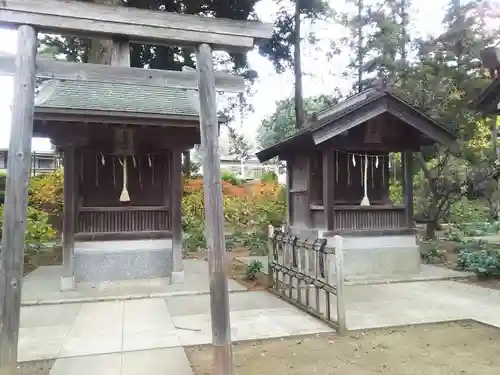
[0, 1, 272, 374]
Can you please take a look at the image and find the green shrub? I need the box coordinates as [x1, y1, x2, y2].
[221, 171, 241, 186]
[457, 221, 500, 237]
[182, 223, 206, 251]
[245, 260, 263, 280]
[445, 226, 465, 242]
[0, 205, 56, 251]
[389, 180, 403, 204]
[28, 170, 63, 216]
[241, 231, 268, 255]
[261, 171, 278, 183]
[420, 241, 447, 264]
[457, 243, 500, 278]
[449, 198, 489, 224]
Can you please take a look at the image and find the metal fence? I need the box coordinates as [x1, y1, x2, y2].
[267, 226, 346, 335]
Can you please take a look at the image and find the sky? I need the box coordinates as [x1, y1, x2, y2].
[0, 0, 452, 152]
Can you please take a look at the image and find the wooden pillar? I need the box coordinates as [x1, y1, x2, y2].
[323, 149, 334, 231]
[402, 151, 413, 228]
[0, 25, 37, 373]
[171, 149, 184, 282]
[196, 43, 233, 375]
[182, 150, 191, 177]
[61, 146, 76, 291]
[286, 160, 292, 228]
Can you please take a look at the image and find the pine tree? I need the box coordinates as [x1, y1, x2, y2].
[340, 0, 370, 93]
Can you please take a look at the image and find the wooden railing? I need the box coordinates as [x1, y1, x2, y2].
[77, 206, 171, 233]
[332, 205, 406, 231]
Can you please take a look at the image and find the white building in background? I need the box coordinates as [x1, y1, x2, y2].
[198, 155, 286, 184]
[0, 148, 61, 175]
[221, 156, 285, 183]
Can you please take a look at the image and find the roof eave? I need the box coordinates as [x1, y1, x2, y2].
[34, 107, 200, 122]
[474, 78, 500, 114]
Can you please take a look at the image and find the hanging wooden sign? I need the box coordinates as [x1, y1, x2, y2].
[364, 121, 382, 143]
[114, 127, 135, 155]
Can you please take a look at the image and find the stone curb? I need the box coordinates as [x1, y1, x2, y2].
[344, 274, 474, 286]
[21, 288, 249, 306]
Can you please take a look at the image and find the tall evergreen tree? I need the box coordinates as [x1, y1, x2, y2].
[259, 0, 331, 129]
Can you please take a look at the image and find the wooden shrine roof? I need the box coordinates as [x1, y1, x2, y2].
[256, 88, 456, 162]
[475, 76, 500, 115]
[35, 79, 200, 119]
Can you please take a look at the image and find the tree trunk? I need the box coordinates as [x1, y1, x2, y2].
[293, 0, 304, 129]
[425, 221, 438, 240]
[89, 0, 123, 64]
[356, 0, 364, 93]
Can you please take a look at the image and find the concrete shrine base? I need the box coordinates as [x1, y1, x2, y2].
[73, 239, 173, 283]
[321, 232, 421, 277]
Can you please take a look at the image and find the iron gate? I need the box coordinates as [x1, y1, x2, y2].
[267, 227, 346, 334]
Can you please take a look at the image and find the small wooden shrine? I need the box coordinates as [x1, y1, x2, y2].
[476, 78, 500, 116]
[34, 78, 200, 287]
[257, 88, 455, 277]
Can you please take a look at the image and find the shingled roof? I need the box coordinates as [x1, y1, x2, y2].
[256, 88, 456, 162]
[35, 80, 200, 118]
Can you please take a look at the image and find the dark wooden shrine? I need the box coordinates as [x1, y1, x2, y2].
[257, 88, 455, 234]
[257, 88, 455, 276]
[476, 77, 500, 116]
[33, 79, 200, 285]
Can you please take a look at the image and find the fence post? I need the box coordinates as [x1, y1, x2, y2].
[267, 225, 274, 287]
[333, 235, 347, 335]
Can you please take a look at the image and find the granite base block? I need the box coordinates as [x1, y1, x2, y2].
[74, 248, 173, 282]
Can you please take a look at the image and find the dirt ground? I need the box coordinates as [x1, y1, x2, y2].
[430, 239, 500, 291]
[17, 360, 54, 375]
[23, 246, 62, 276]
[186, 321, 500, 375]
[185, 247, 269, 290]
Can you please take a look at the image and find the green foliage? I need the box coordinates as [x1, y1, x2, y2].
[261, 171, 278, 183]
[445, 226, 465, 242]
[24, 207, 57, 252]
[28, 170, 64, 216]
[259, 0, 331, 73]
[221, 171, 242, 186]
[181, 181, 286, 253]
[457, 241, 500, 278]
[182, 225, 206, 252]
[0, 205, 56, 251]
[420, 241, 447, 264]
[445, 221, 500, 241]
[257, 95, 340, 148]
[449, 198, 490, 225]
[241, 231, 268, 255]
[245, 260, 264, 281]
[457, 222, 500, 237]
[227, 126, 251, 162]
[389, 180, 402, 205]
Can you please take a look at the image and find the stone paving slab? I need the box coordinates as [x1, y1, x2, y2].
[22, 260, 246, 305]
[165, 290, 291, 316]
[49, 348, 193, 375]
[18, 291, 332, 362]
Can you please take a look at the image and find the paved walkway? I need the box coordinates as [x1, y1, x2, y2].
[17, 259, 500, 375]
[21, 260, 246, 305]
[20, 291, 331, 374]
